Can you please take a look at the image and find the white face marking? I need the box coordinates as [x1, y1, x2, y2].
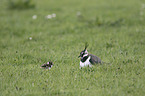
[83, 53, 88, 57]
[85, 49, 88, 54]
[80, 56, 92, 68]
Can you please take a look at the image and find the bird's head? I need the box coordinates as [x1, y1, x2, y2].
[78, 43, 89, 58]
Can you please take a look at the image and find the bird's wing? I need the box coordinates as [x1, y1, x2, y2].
[89, 53, 102, 64]
[41, 64, 48, 67]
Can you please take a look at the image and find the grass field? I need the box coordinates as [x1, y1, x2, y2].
[0, 0, 145, 96]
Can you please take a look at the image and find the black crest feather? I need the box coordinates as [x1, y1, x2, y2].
[85, 42, 89, 50]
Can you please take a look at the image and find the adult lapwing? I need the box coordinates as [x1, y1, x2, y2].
[78, 43, 102, 68]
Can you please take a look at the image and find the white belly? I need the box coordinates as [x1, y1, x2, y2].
[80, 56, 92, 68]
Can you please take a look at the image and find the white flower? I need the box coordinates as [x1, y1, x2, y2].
[52, 13, 56, 18]
[32, 15, 37, 19]
[141, 4, 145, 9]
[29, 37, 32, 40]
[46, 15, 52, 19]
[77, 11, 81, 16]
[140, 11, 143, 16]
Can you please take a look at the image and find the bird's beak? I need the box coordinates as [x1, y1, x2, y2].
[78, 55, 81, 58]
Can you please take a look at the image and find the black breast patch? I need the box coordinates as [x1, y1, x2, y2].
[81, 56, 89, 62]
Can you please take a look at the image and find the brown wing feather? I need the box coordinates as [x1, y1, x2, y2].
[41, 64, 48, 68]
[89, 53, 102, 64]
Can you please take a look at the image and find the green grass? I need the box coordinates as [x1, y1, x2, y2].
[0, 0, 145, 96]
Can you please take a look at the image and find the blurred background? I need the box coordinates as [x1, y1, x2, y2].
[0, 0, 145, 96]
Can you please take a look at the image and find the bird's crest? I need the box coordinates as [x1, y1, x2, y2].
[85, 42, 89, 50]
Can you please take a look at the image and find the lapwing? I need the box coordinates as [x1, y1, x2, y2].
[78, 44, 102, 68]
[40, 61, 53, 70]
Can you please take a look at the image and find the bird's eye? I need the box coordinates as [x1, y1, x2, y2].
[81, 52, 83, 54]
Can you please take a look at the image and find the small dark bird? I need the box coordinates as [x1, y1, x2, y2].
[78, 43, 102, 68]
[40, 61, 53, 69]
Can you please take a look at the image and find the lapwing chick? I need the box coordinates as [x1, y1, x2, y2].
[40, 61, 53, 70]
[78, 44, 102, 68]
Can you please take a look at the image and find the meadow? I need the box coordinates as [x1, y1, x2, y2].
[0, 0, 145, 96]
